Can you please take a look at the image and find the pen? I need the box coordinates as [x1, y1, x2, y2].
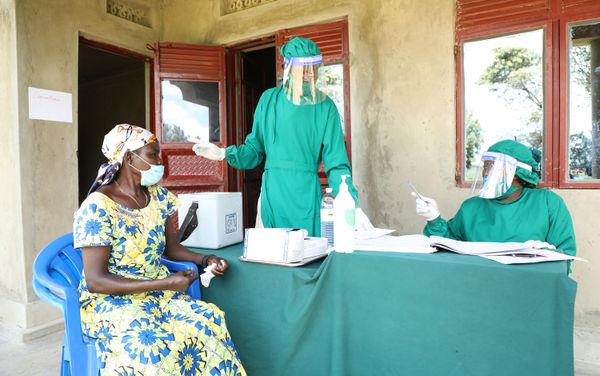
[507, 253, 543, 258]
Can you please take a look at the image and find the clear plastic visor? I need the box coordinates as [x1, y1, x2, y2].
[471, 151, 530, 199]
[282, 56, 326, 105]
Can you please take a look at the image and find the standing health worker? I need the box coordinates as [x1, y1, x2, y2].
[192, 37, 372, 236]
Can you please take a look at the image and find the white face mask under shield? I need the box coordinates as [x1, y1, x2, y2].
[472, 151, 533, 199]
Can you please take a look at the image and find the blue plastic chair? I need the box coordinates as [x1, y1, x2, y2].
[32, 233, 201, 376]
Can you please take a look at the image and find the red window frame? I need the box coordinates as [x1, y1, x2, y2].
[558, 12, 600, 188]
[455, 0, 600, 189]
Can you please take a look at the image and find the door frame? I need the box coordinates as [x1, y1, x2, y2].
[225, 35, 276, 193]
[79, 35, 154, 129]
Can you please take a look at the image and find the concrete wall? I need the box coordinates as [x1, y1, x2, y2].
[0, 0, 162, 339]
[0, 0, 29, 335]
[160, 0, 600, 347]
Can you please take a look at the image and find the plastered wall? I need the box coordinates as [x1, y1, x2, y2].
[0, 0, 25, 309]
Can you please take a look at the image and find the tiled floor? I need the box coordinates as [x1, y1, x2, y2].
[0, 330, 599, 375]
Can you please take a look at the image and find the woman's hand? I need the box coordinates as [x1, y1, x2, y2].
[205, 255, 229, 277]
[164, 268, 198, 291]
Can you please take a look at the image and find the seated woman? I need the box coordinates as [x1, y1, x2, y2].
[74, 124, 246, 375]
[413, 139, 576, 269]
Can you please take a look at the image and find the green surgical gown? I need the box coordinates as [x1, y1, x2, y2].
[424, 188, 576, 256]
[225, 86, 358, 236]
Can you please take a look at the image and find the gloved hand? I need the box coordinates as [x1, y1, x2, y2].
[191, 139, 226, 161]
[412, 192, 440, 221]
[355, 208, 375, 232]
[524, 240, 556, 250]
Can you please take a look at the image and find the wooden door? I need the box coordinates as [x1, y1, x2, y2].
[153, 42, 228, 193]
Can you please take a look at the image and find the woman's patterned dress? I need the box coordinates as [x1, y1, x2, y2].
[73, 185, 245, 376]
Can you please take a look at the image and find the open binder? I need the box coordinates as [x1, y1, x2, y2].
[355, 234, 581, 264]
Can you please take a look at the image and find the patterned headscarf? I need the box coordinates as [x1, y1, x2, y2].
[87, 124, 157, 195]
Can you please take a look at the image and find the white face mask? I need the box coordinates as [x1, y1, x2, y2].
[130, 153, 164, 186]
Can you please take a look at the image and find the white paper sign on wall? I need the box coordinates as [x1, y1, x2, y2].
[28, 87, 73, 123]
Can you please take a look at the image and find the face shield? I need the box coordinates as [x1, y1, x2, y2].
[282, 55, 326, 105]
[472, 151, 533, 199]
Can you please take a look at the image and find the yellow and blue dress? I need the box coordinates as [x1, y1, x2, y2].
[73, 185, 245, 376]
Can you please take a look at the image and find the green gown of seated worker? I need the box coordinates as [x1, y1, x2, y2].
[424, 188, 576, 256]
[224, 85, 358, 237]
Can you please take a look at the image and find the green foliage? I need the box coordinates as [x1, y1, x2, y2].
[163, 123, 187, 142]
[570, 45, 591, 95]
[478, 47, 543, 110]
[465, 112, 483, 169]
[478, 46, 544, 154]
[569, 132, 592, 177]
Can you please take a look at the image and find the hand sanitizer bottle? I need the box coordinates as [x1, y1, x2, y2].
[320, 187, 335, 247]
[333, 175, 355, 253]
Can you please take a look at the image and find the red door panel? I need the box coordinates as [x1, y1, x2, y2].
[153, 42, 227, 193]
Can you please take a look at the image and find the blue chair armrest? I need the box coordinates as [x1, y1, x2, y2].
[160, 257, 201, 299]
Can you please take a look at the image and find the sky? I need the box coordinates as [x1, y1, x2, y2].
[161, 80, 210, 141]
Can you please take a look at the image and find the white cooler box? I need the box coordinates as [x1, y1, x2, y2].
[177, 192, 243, 249]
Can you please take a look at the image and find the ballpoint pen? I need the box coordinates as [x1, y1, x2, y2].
[507, 252, 543, 258]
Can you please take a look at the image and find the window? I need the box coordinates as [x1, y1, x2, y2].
[317, 63, 345, 132]
[567, 21, 599, 181]
[456, 0, 600, 188]
[161, 80, 221, 143]
[153, 43, 228, 193]
[462, 29, 544, 181]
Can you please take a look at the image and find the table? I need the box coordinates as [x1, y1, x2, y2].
[194, 244, 576, 376]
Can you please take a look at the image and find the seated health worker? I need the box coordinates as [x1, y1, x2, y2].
[74, 124, 246, 375]
[413, 139, 576, 268]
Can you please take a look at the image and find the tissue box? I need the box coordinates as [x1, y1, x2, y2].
[243, 228, 305, 263]
[178, 192, 243, 249]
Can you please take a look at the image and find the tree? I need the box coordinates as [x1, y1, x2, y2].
[478, 47, 543, 110]
[465, 112, 483, 169]
[163, 123, 187, 142]
[571, 45, 591, 95]
[570, 132, 592, 177]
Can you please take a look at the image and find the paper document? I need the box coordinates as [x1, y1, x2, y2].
[355, 234, 582, 265]
[356, 234, 436, 253]
[428, 236, 528, 255]
[479, 249, 583, 265]
[354, 228, 395, 240]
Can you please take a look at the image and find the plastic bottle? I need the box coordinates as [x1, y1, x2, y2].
[320, 187, 335, 247]
[333, 175, 356, 253]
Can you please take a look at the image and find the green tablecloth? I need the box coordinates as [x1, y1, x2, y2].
[193, 244, 576, 376]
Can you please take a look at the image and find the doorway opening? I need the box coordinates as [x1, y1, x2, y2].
[77, 39, 148, 203]
[228, 42, 276, 227]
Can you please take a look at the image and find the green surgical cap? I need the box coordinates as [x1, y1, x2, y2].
[488, 139, 540, 186]
[280, 37, 321, 58]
